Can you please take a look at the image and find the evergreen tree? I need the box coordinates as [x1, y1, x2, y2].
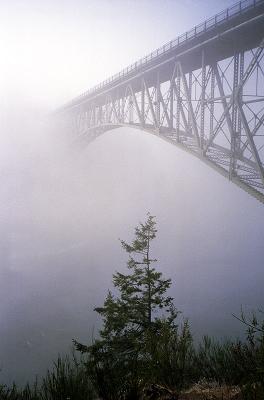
[74, 214, 181, 399]
[95, 213, 178, 343]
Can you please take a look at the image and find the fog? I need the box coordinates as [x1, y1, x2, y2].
[1, 108, 264, 385]
[1, 0, 264, 388]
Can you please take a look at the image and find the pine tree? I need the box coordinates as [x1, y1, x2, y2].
[74, 214, 181, 399]
[95, 213, 177, 343]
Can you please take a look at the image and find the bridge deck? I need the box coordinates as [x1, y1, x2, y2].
[61, 0, 264, 111]
[56, 0, 264, 205]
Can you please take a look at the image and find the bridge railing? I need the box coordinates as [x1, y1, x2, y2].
[63, 0, 263, 110]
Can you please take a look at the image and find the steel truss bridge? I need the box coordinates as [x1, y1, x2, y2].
[57, 0, 264, 203]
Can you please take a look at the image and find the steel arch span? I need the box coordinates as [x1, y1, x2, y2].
[56, 0, 264, 204]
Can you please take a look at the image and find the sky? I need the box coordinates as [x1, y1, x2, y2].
[1, 124, 264, 384]
[0, 0, 236, 110]
[1, 0, 264, 386]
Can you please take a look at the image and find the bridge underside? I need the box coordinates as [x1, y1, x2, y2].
[57, 1, 264, 204]
[73, 121, 264, 203]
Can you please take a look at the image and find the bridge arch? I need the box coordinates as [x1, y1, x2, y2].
[72, 122, 264, 204]
[56, 0, 264, 204]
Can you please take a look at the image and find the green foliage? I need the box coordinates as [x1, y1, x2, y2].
[96, 213, 177, 340]
[74, 214, 187, 399]
[145, 319, 194, 390]
[194, 336, 242, 384]
[0, 382, 39, 400]
[82, 338, 142, 400]
[233, 310, 264, 399]
[193, 311, 264, 399]
[0, 356, 95, 400]
[2, 215, 264, 399]
[40, 354, 95, 400]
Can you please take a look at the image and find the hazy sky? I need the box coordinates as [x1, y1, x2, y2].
[1, 124, 264, 384]
[1, 0, 235, 110]
[1, 0, 264, 386]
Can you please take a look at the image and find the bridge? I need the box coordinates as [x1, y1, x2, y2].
[56, 0, 264, 204]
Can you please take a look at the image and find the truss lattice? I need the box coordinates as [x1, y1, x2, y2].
[57, 0, 264, 203]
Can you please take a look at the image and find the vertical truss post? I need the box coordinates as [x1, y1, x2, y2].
[109, 98, 113, 123]
[82, 110, 87, 131]
[98, 105, 102, 125]
[176, 70, 181, 142]
[94, 108, 97, 127]
[188, 72, 192, 135]
[80, 110, 84, 132]
[105, 98, 109, 123]
[200, 49, 206, 150]
[87, 109, 91, 130]
[91, 107, 94, 127]
[237, 51, 244, 150]
[129, 93, 133, 124]
[73, 112, 77, 134]
[232, 54, 239, 133]
[111, 96, 116, 123]
[71, 111, 76, 134]
[169, 74, 174, 131]
[108, 97, 112, 123]
[85, 109, 89, 130]
[121, 95, 125, 124]
[230, 53, 239, 176]
[172, 63, 190, 142]
[79, 110, 84, 132]
[116, 91, 120, 123]
[141, 79, 145, 128]
[213, 64, 235, 177]
[144, 82, 158, 128]
[76, 110, 80, 133]
[90, 108, 94, 129]
[85, 109, 89, 131]
[118, 93, 121, 123]
[103, 104, 106, 124]
[156, 71, 160, 132]
[129, 85, 143, 126]
[89, 107, 92, 128]
[85, 108, 91, 129]
[77, 110, 82, 133]
[92, 105, 96, 127]
[209, 66, 215, 144]
[91, 109, 94, 129]
[179, 62, 200, 146]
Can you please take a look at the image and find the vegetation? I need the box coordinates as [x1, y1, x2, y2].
[74, 213, 189, 398]
[0, 215, 263, 399]
[0, 355, 95, 400]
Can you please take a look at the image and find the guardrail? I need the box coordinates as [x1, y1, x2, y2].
[62, 0, 263, 110]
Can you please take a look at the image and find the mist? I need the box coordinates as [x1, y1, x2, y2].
[1, 105, 263, 385]
[1, 0, 264, 388]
